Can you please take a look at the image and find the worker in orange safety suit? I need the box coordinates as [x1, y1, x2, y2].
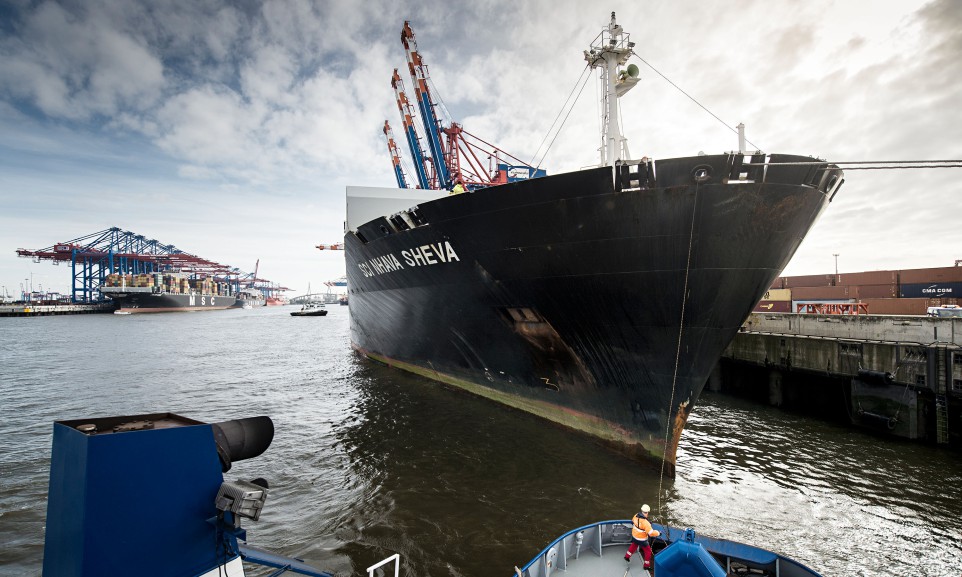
[624, 504, 660, 569]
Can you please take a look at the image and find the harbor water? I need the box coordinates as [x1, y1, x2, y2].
[1, 306, 960, 576]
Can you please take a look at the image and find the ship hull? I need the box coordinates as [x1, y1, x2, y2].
[108, 292, 235, 313]
[346, 154, 841, 474]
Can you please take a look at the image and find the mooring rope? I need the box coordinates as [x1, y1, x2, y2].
[657, 179, 699, 519]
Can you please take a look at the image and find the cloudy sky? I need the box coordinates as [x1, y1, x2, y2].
[1, 0, 959, 299]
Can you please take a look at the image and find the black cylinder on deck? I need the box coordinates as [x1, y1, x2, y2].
[857, 369, 895, 385]
[211, 416, 274, 472]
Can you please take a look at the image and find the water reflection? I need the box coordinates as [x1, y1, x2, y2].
[1, 308, 959, 577]
[674, 393, 962, 575]
[328, 360, 665, 576]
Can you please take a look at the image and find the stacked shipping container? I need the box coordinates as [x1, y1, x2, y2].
[758, 264, 962, 315]
[102, 273, 231, 296]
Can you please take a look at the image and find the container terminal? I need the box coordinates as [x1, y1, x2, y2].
[715, 262, 962, 451]
[756, 261, 962, 315]
[5, 227, 289, 315]
[6, 228, 960, 446]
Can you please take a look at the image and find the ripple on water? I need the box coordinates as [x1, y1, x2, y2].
[1, 310, 961, 576]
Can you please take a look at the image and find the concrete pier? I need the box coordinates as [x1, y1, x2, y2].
[0, 303, 115, 317]
[717, 313, 961, 447]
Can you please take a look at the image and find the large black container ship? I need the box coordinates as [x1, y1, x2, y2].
[346, 14, 843, 474]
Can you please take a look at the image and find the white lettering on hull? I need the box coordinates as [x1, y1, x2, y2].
[359, 241, 461, 278]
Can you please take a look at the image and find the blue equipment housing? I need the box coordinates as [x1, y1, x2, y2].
[42, 412, 331, 577]
[497, 163, 547, 183]
[654, 528, 727, 577]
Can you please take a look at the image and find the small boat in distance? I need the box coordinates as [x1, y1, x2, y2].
[290, 302, 328, 317]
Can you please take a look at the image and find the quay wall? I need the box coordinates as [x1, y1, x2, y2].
[715, 313, 961, 448]
[0, 303, 115, 317]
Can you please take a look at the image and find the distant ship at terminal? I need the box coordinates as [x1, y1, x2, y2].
[14, 227, 290, 314]
[101, 273, 237, 313]
[344, 14, 843, 474]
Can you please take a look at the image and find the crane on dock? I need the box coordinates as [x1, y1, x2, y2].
[391, 69, 433, 189]
[385, 22, 545, 191]
[400, 21, 451, 190]
[383, 120, 411, 189]
[15, 227, 275, 303]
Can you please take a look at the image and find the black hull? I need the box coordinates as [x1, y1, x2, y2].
[109, 292, 235, 313]
[346, 154, 840, 473]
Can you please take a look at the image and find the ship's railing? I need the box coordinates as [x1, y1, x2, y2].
[614, 153, 843, 199]
[367, 553, 401, 577]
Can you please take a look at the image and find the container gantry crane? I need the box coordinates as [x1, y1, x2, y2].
[400, 21, 451, 190]
[382, 120, 410, 189]
[390, 69, 433, 189]
[15, 227, 266, 303]
[389, 21, 545, 191]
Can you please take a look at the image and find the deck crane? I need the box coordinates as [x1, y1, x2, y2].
[391, 69, 433, 189]
[400, 21, 451, 189]
[382, 121, 410, 189]
[392, 22, 546, 191]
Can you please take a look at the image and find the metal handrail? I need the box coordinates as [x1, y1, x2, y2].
[367, 553, 401, 577]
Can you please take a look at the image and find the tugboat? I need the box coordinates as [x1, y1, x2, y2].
[290, 302, 329, 316]
[40, 412, 823, 577]
[516, 520, 821, 577]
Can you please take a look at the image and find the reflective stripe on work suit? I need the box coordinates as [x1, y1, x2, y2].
[631, 514, 654, 541]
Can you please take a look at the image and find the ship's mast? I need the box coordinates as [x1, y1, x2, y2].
[584, 12, 638, 167]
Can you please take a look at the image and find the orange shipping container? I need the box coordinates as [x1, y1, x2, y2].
[782, 274, 835, 288]
[837, 270, 898, 285]
[853, 284, 898, 299]
[791, 285, 851, 300]
[899, 266, 962, 285]
[860, 298, 928, 315]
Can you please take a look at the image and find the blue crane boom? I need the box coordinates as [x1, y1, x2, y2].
[401, 21, 451, 190]
[382, 120, 409, 189]
[391, 69, 432, 189]
[383, 20, 547, 191]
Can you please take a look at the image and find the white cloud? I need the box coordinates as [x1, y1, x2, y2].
[0, 2, 164, 119]
[1, 0, 960, 295]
